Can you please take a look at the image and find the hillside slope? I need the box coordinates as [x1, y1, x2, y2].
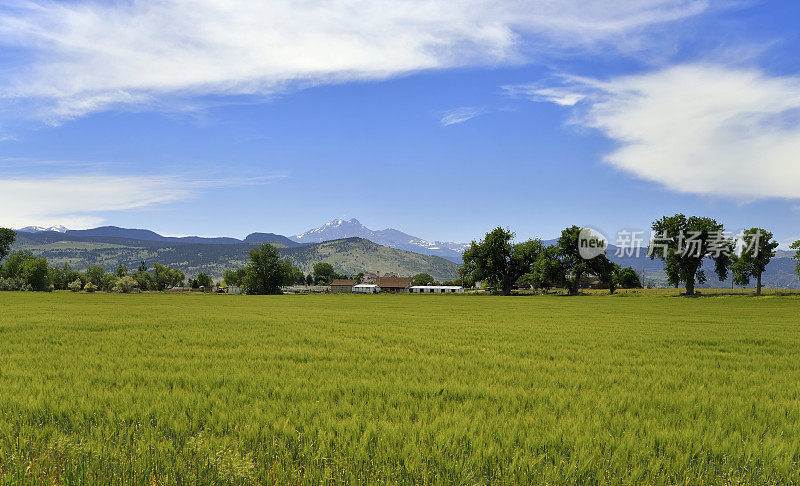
[11, 234, 459, 281]
[281, 238, 459, 280]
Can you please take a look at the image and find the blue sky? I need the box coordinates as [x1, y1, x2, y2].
[0, 0, 799, 246]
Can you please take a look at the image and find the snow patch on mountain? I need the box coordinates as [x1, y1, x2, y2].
[291, 218, 467, 263]
[16, 225, 69, 233]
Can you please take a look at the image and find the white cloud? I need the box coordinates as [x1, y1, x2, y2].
[0, 173, 283, 228]
[0, 0, 712, 121]
[520, 64, 800, 199]
[440, 107, 484, 126]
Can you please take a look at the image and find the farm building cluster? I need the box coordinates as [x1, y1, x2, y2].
[330, 277, 464, 294]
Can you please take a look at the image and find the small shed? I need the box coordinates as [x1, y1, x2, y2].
[353, 284, 381, 294]
[409, 285, 464, 294]
[330, 279, 358, 293]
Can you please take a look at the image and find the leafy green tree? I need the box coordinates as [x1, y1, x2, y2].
[86, 265, 107, 286]
[21, 257, 51, 291]
[355, 272, 365, 283]
[196, 273, 213, 288]
[66, 268, 87, 287]
[730, 228, 779, 296]
[313, 262, 337, 285]
[151, 263, 185, 291]
[555, 226, 617, 295]
[615, 267, 643, 289]
[101, 274, 119, 292]
[243, 244, 294, 295]
[223, 268, 247, 287]
[522, 245, 564, 292]
[290, 266, 306, 285]
[138, 261, 148, 272]
[1, 250, 34, 279]
[460, 227, 543, 296]
[305, 274, 314, 286]
[116, 262, 128, 278]
[0, 228, 15, 262]
[133, 271, 151, 291]
[132, 264, 183, 291]
[650, 214, 732, 296]
[49, 263, 74, 290]
[412, 273, 436, 286]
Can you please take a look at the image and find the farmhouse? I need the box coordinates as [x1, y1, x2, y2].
[330, 279, 358, 293]
[409, 285, 464, 294]
[353, 284, 380, 294]
[375, 277, 412, 293]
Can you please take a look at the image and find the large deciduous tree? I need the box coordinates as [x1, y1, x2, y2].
[412, 273, 435, 286]
[730, 228, 778, 296]
[554, 226, 617, 295]
[649, 214, 732, 296]
[522, 245, 565, 292]
[243, 244, 294, 295]
[459, 227, 542, 295]
[312, 262, 337, 285]
[615, 267, 643, 289]
[21, 257, 51, 291]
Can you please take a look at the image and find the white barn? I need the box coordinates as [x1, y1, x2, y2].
[353, 284, 381, 294]
[409, 285, 464, 294]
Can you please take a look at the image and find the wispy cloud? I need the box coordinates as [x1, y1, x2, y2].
[514, 64, 800, 200]
[0, 173, 284, 229]
[0, 0, 714, 122]
[440, 107, 484, 126]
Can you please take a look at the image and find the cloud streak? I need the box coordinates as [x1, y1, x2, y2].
[0, 173, 284, 229]
[440, 107, 484, 126]
[0, 0, 713, 121]
[515, 64, 800, 199]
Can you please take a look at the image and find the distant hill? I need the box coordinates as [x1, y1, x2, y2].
[281, 237, 459, 280]
[11, 233, 459, 281]
[66, 226, 243, 245]
[243, 232, 302, 248]
[291, 218, 468, 263]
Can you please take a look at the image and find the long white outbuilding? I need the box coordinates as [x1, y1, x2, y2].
[409, 285, 464, 294]
[352, 284, 381, 294]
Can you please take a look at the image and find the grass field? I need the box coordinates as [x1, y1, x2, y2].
[1, 292, 800, 483]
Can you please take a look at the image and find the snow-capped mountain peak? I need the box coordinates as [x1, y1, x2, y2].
[16, 225, 68, 233]
[290, 218, 466, 263]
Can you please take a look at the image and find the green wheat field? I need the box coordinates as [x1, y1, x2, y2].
[1, 291, 800, 484]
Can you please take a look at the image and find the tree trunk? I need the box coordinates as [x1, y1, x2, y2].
[685, 277, 695, 296]
[569, 272, 581, 296]
[756, 273, 762, 296]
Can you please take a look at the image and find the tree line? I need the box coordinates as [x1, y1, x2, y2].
[458, 215, 787, 296]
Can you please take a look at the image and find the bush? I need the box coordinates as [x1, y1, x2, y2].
[83, 282, 98, 293]
[21, 257, 51, 291]
[113, 276, 138, 293]
[102, 275, 119, 292]
[0, 277, 22, 291]
[68, 279, 83, 292]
